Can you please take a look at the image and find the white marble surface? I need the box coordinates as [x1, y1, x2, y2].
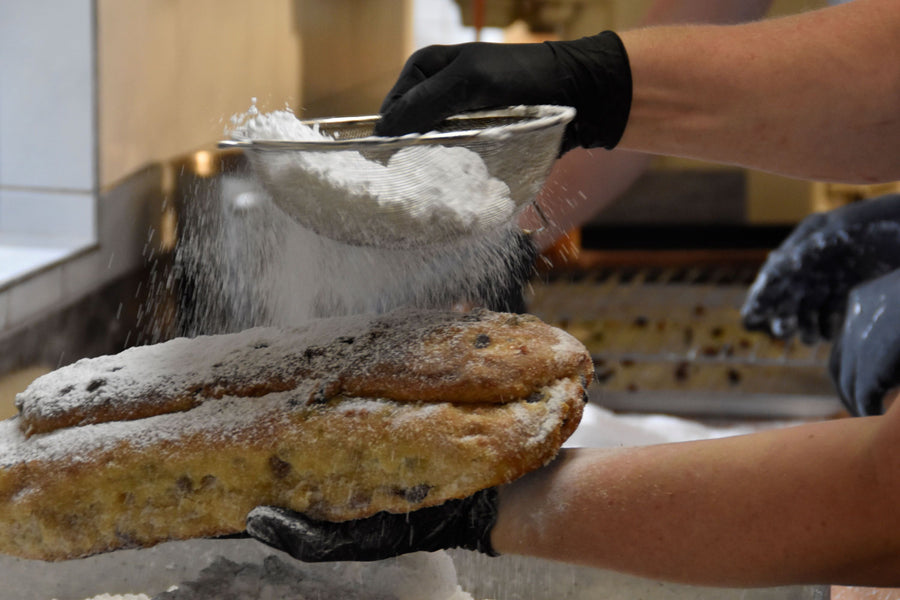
[0, 242, 75, 287]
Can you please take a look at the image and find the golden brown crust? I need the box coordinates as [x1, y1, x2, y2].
[0, 308, 591, 561]
[16, 309, 591, 436]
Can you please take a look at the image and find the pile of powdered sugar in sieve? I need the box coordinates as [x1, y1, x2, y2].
[228, 106, 515, 248]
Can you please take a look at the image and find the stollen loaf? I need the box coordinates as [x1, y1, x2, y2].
[0, 308, 591, 561]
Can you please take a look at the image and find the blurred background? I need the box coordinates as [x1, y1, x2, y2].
[0, 0, 897, 420]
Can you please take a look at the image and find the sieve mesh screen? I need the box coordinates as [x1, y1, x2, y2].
[221, 105, 574, 248]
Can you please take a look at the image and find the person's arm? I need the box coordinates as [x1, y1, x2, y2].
[492, 398, 900, 587]
[528, 0, 774, 251]
[618, 0, 900, 183]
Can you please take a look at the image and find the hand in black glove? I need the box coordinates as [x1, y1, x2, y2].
[741, 194, 900, 343]
[829, 268, 900, 416]
[373, 31, 632, 153]
[245, 488, 499, 562]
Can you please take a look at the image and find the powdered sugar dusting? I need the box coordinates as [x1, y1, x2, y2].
[2, 391, 290, 468]
[549, 326, 590, 368]
[177, 145, 535, 329]
[509, 379, 577, 450]
[1, 376, 576, 489]
[13, 307, 589, 457]
[10, 309, 587, 472]
[13, 312, 380, 435]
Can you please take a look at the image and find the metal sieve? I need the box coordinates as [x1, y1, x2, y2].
[219, 105, 574, 248]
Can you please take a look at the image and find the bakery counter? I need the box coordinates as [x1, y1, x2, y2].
[0, 539, 829, 600]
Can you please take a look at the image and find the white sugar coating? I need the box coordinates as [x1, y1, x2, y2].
[14, 308, 586, 438]
[550, 327, 590, 362]
[1, 390, 289, 468]
[57, 313, 317, 406]
[229, 108, 514, 246]
[0, 377, 575, 482]
[152, 553, 474, 600]
[62, 552, 472, 600]
[14, 311, 380, 427]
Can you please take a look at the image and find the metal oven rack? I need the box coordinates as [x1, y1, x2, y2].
[526, 262, 843, 419]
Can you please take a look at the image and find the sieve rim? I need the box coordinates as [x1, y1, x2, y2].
[219, 105, 575, 152]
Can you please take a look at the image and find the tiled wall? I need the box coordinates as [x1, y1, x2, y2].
[0, 0, 97, 247]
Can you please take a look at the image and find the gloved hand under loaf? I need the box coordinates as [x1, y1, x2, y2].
[373, 31, 632, 154]
[246, 488, 499, 562]
[741, 194, 900, 343]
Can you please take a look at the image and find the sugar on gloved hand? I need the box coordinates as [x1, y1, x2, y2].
[373, 31, 632, 154]
[741, 194, 900, 343]
[829, 268, 900, 416]
[245, 488, 499, 563]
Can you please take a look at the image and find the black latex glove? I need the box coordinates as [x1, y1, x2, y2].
[373, 31, 632, 153]
[829, 269, 900, 416]
[246, 488, 499, 562]
[741, 194, 900, 343]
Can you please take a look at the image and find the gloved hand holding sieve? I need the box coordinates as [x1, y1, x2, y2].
[220, 105, 574, 249]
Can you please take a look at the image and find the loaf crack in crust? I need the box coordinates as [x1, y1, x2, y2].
[0, 308, 591, 561]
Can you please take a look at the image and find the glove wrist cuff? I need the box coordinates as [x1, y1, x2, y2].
[549, 30, 632, 150]
[460, 488, 501, 556]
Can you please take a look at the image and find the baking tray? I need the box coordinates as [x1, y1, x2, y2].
[526, 264, 843, 419]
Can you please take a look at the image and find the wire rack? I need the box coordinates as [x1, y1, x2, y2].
[527, 263, 842, 419]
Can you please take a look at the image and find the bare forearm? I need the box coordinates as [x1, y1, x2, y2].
[492, 414, 900, 587]
[618, 0, 900, 183]
[527, 0, 775, 250]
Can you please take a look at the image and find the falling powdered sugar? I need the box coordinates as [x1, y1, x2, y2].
[178, 150, 536, 329]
